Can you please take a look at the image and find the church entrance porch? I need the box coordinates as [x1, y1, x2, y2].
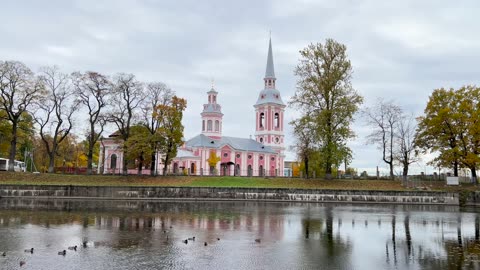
[220, 162, 234, 176]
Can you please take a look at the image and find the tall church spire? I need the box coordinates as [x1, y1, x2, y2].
[264, 37, 275, 79]
[255, 37, 285, 176]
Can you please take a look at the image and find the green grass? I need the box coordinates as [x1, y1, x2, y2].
[0, 172, 476, 192]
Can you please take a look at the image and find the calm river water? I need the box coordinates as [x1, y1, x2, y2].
[0, 199, 479, 270]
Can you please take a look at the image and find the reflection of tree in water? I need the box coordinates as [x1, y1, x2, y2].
[385, 214, 414, 267]
[301, 207, 351, 269]
[415, 216, 480, 270]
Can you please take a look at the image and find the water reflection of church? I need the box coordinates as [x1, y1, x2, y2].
[100, 38, 286, 176]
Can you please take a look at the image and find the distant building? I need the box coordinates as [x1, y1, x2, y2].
[283, 161, 298, 177]
[99, 38, 286, 176]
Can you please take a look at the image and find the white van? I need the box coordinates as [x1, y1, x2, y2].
[0, 158, 26, 172]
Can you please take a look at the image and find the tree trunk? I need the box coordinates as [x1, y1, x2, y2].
[453, 160, 459, 177]
[471, 167, 477, 184]
[390, 130, 394, 180]
[150, 152, 156, 176]
[389, 163, 394, 180]
[99, 144, 105, 175]
[87, 150, 93, 175]
[87, 128, 95, 175]
[122, 146, 128, 175]
[87, 148, 93, 175]
[325, 150, 332, 179]
[304, 155, 309, 179]
[402, 164, 408, 181]
[137, 152, 144, 175]
[163, 141, 173, 176]
[48, 152, 55, 173]
[162, 153, 170, 176]
[137, 159, 142, 175]
[8, 121, 18, 172]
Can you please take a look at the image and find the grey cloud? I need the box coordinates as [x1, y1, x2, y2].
[1, 0, 478, 173]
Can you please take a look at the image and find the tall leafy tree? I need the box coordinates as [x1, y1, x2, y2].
[141, 82, 173, 175]
[289, 39, 363, 178]
[0, 110, 35, 160]
[416, 88, 462, 176]
[108, 73, 144, 175]
[290, 116, 316, 178]
[157, 96, 186, 176]
[0, 61, 44, 170]
[363, 99, 402, 180]
[34, 66, 77, 173]
[456, 86, 480, 181]
[72, 71, 111, 174]
[124, 125, 152, 175]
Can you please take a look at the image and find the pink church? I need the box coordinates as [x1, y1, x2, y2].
[99, 38, 285, 176]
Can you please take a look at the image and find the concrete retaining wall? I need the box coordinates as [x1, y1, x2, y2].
[0, 185, 459, 205]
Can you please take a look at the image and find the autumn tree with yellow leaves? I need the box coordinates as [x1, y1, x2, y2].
[416, 86, 480, 181]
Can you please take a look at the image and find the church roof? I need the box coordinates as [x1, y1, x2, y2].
[255, 88, 285, 106]
[207, 87, 218, 94]
[265, 38, 275, 79]
[201, 103, 223, 114]
[176, 149, 200, 159]
[185, 134, 277, 154]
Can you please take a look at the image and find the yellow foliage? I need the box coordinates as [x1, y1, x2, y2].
[292, 162, 300, 177]
[207, 150, 220, 168]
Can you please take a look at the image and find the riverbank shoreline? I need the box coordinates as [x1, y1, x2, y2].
[0, 184, 462, 206]
[0, 171, 477, 192]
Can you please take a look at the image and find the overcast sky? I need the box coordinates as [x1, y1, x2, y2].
[1, 0, 479, 175]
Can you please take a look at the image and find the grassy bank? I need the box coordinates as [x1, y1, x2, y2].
[0, 172, 476, 192]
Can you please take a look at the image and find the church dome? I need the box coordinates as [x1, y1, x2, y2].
[255, 88, 285, 106]
[202, 103, 223, 114]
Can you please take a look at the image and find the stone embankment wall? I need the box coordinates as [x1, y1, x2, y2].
[0, 185, 459, 205]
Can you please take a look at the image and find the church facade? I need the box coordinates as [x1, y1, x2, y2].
[99, 38, 285, 176]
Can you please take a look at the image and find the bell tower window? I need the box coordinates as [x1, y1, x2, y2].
[207, 120, 212, 131]
[215, 120, 219, 132]
[274, 113, 279, 128]
[260, 112, 265, 128]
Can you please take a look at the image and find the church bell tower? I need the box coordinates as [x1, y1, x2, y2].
[254, 37, 286, 171]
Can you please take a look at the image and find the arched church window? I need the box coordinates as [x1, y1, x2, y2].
[213, 96, 216, 103]
[209, 96, 211, 103]
[202, 120, 205, 131]
[110, 154, 117, 169]
[259, 137, 263, 143]
[260, 112, 265, 128]
[215, 120, 219, 132]
[274, 113, 279, 128]
[207, 120, 212, 131]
